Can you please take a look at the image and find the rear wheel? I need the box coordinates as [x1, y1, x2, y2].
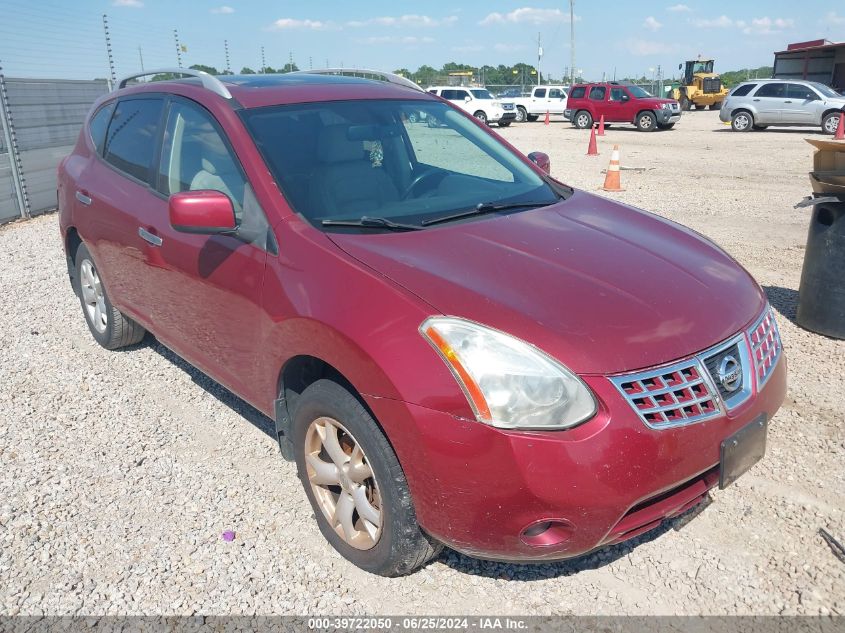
[473, 110, 488, 125]
[515, 106, 527, 122]
[74, 243, 145, 349]
[731, 110, 753, 132]
[573, 110, 593, 129]
[292, 380, 441, 576]
[822, 111, 842, 135]
[498, 120, 511, 127]
[636, 111, 657, 132]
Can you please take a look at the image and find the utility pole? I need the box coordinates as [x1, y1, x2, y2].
[138, 46, 145, 72]
[102, 14, 116, 88]
[260, 46, 266, 73]
[570, 0, 575, 86]
[309, 56, 313, 70]
[537, 32, 542, 85]
[224, 39, 231, 74]
[174, 29, 183, 68]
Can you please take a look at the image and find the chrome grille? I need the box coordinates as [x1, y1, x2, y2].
[611, 360, 720, 429]
[748, 306, 782, 387]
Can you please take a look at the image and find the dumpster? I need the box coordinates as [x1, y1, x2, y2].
[797, 139, 845, 339]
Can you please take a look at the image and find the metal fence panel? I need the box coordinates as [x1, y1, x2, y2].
[3, 78, 109, 219]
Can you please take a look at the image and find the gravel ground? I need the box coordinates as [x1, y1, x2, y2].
[0, 112, 843, 616]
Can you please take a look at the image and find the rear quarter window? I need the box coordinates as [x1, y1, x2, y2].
[730, 84, 756, 97]
[88, 102, 115, 155]
[569, 86, 586, 99]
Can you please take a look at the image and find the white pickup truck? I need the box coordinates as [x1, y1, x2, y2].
[511, 85, 569, 122]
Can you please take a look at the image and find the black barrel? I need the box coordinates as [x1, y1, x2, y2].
[797, 202, 845, 339]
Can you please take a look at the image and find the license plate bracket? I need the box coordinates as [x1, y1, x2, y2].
[720, 414, 768, 489]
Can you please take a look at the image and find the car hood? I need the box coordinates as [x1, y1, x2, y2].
[328, 191, 765, 375]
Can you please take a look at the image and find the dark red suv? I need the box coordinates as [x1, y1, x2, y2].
[565, 82, 682, 131]
[59, 68, 784, 576]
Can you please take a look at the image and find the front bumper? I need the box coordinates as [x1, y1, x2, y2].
[657, 109, 682, 124]
[365, 353, 786, 561]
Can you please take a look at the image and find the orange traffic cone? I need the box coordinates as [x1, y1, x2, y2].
[601, 145, 625, 192]
[544, 110, 550, 125]
[835, 112, 845, 141]
[597, 114, 606, 136]
[587, 124, 599, 156]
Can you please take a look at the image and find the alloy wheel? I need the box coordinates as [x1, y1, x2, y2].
[824, 115, 840, 134]
[80, 259, 107, 333]
[304, 416, 383, 550]
[733, 113, 751, 131]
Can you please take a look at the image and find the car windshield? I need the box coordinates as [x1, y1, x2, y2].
[627, 85, 653, 98]
[240, 99, 560, 231]
[470, 89, 494, 99]
[810, 82, 841, 98]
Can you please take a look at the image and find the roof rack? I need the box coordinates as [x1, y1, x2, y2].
[115, 68, 232, 99]
[290, 68, 423, 92]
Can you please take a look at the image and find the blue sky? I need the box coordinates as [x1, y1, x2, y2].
[0, 1, 842, 81]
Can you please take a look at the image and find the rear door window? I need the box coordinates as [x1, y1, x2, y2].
[589, 86, 607, 101]
[533, 88, 546, 98]
[753, 83, 786, 98]
[103, 98, 164, 183]
[549, 89, 562, 98]
[730, 84, 756, 97]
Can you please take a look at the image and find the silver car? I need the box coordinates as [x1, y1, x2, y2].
[720, 79, 845, 134]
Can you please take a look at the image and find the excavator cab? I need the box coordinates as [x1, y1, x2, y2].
[682, 59, 715, 86]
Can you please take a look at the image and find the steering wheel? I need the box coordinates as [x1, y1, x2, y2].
[401, 170, 445, 200]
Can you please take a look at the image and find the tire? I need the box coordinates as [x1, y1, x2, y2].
[292, 379, 441, 576]
[636, 111, 657, 132]
[74, 243, 145, 350]
[731, 110, 754, 132]
[515, 106, 527, 123]
[526, 114, 539, 122]
[822, 111, 842, 135]
[573, 110, 593, 129]
[473, 110, 488, 125]
[498, 121, 511, 127]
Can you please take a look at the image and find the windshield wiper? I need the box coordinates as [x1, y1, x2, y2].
[321, 216, 423, 231]
[421, 201, 553, 227]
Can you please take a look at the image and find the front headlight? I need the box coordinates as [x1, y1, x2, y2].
[661, 103, 672, 110]
[420, 317, 597, 430]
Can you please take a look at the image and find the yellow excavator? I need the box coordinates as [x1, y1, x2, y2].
[669, 58, 730, 111]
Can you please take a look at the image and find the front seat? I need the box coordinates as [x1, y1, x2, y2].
[309, 125, 400, 216]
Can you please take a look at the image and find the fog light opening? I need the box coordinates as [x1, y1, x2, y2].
[520, 519, 575, 547]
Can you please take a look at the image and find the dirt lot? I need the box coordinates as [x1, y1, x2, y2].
[0, 111, 843, 616]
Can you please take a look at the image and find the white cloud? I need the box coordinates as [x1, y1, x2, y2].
[211, 6, 234, 14]
[666, 4, 691, 12]
[823, 11, 845, 25]
[622, 38, 679, 56]
[359, 35, 435, 45]
[644, 16, 663, 31]
[494, 43, 528, 52]
[480, 7, 575, 26]
[742, 17, 794, 34]
[268, 18, 334, 30]
[452, 44, 484, 52]
[347, 15, 457, 28]
[112, 0, 144, 7]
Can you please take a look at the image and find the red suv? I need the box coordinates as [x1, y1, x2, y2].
[565, 82, 682, 131]
[59, 68, 784, 576]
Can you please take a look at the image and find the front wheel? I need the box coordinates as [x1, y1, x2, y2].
[822, 112, 842, 135]
[731, 111, 753, 132]
[636, 111, 657, 132]
[74, 243, 145, 350]
[515, 106, 527, 123]
[473, 110, 488, 125]
[292, 380, 441, 576]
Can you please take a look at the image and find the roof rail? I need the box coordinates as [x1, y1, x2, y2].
[290, 68, 423, 92]
[115, 68, 232, 99]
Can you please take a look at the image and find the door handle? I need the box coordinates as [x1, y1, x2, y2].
[138, 227, 163, 247]
[753, 99, 760, 102]
[784, 100, 792, 104]
[75, 190, 92, 206]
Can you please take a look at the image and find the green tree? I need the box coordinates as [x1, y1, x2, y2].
[280, 62, 300, 73]
[240, 67, 256, 74]
[189, 64, 220, 75]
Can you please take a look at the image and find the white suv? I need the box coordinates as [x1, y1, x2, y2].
[427, 86, 516, 127]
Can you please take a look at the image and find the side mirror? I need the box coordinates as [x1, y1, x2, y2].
[527, 151, 550, 174]
[169, 190, 237, 234]
[621, 94, 630, 102]
[464, 96, 472, 103]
